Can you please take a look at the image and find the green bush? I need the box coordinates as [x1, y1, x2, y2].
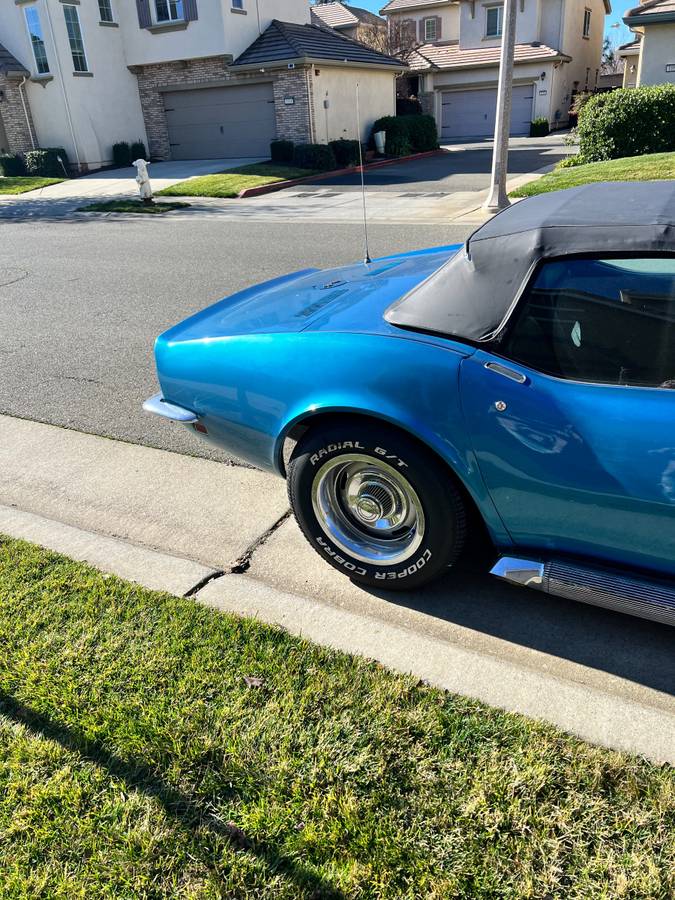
[578, 85, 675, 162]
[396, 97, 423, 116]
[130, 139, 147, 161]
[24, 148, 69, 177]
[329, 139, 361, 167]
[0, 154, 27, 177]
[292, 143, 336, 171]
[371, 114, 438, 156]
[112, 141, 132, 167]
[270, 139, 294, 164]
[557, 154, 585, 168]
[530, 117, 549, 137]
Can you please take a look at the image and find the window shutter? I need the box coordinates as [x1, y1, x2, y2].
[184, 0, 198, 21]
[419, 19, 425, 41]
[136, 0, 151, 28]
[435, 15, 442, 38]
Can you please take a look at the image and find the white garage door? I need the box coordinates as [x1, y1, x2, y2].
[441, 85, 534, 140]
[163, 82, 276, 160]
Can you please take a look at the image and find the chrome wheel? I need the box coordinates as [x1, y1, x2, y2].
[311, 454, 425, 564]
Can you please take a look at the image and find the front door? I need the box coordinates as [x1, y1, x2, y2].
[460, 255, 675, 577]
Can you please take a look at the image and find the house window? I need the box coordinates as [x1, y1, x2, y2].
[24, 7, 49, 75]
[63, 5, 88, 72]
[98, 0, 114, 23]
[155, 0, 184, 22]
[583, 8, 591, 38]
[424, 17, 437, 41]
[486, 5, 503, 38]
[231, 0, 244, 8]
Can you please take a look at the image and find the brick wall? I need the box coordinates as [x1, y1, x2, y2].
[0, 75, 37, 155]
[273, 69, 314, 144]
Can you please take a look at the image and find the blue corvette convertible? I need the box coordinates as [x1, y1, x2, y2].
[145, 182, 675, 626]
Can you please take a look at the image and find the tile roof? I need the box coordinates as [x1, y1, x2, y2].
[232, 19, 404, 68]
[618, 37, 641, 53]
[625, 0, 675, 15]
[407, 40, 568, 70]
[0, 42, 29, 77]
[311, 2, 385, 29]
[380, 0, 453, 12]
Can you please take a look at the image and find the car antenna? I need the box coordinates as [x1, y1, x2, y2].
[355, 82, 372, 265]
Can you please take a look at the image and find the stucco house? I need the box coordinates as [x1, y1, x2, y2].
[0, 0, 402, 171]
[622, 0, 675, 86]
[310, 1, 388, 47]
[380, 0, 610, 139]
[617, 36, 640, 86]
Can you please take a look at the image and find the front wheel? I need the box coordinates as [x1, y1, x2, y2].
[287, 422, 466, 589]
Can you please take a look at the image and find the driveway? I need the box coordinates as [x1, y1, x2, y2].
[293, 134, 569, 194]
[0, 157, 264, 219]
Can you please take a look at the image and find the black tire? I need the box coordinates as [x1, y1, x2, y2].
[287, 421, 467, 590]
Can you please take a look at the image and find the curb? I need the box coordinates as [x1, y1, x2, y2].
[1, 499, 674, 764]
[237, 149, 446, 199]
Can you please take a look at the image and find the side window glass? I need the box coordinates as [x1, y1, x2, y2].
[503, 257, 675, 388]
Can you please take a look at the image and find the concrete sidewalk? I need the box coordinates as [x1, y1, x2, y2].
[1, 412, 672, 763]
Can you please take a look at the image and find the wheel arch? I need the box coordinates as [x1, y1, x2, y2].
[276, 407, 499, 549]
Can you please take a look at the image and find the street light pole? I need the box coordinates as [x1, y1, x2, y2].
[483, 0, 518, 211]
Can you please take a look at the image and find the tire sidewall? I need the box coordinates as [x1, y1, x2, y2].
[289, 425, 463, 589]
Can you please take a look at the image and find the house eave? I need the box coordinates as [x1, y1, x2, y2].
[624, 11, 675, 24]
[408, 52, 570, 73]
[230, 56, 407, 73]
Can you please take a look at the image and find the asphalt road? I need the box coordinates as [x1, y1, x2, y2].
[294, 143, 568, 193]
[0, 217, 472, 463]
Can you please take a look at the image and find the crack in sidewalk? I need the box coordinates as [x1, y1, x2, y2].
[181, 508, 292, 597]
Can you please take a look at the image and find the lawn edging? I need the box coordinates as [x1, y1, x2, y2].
[237, 149, 446, 198]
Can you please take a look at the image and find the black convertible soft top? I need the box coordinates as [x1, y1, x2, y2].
[385, 181, 675, 341]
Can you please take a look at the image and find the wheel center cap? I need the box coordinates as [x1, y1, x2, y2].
[355, 494, 382, 523]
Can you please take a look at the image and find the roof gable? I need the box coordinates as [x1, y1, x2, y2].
[232, 19, 403, 69]
[311, 2, 385, 29]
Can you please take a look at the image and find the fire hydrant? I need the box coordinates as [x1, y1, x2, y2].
[133, 159, 153, 205]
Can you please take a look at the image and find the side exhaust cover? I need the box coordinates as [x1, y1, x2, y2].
[491, 556, 675, 627]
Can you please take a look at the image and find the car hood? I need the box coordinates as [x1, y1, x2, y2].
[158, 245, 461, 344]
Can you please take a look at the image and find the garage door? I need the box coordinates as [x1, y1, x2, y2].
[163, 82, 276, 160]
[441, 85, 534, 140]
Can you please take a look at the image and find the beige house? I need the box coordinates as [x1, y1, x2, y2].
[622, 0, 675, 86]
[380, 0, 610, 138]
[0, 0, 401, 171]
[617, 36, 640, 86]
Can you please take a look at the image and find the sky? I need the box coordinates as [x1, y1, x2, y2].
[349, 0, 634, 49]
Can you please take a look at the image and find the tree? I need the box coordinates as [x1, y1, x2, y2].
[357, 18, 421, 60]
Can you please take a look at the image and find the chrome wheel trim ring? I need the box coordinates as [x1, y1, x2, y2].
[311, 453, 425, 565]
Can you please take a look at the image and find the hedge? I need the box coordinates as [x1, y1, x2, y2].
[24, 148, 69, 177]
[530, 117, 549, 137]
[578, 85, 675, 162]
[329, 139, 361, 167]
[271, 139, 294, 164]
[371, 114, 438, 157]
[130, 139, 147, 161]
[0, 154, 27, 177]
[293, 143, 336, 171]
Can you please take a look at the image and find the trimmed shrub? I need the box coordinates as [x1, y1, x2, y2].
[293, 143, 336, 171]
[0, 154, 27, 177]
[530, 117, 549, 137]
[396, 97, 422, 116]
[371, 114, 438, 156]
[578, 84, 675, 162]
[557, 154, 585, 168]
[271, 139, 294, 164]
[130, 139, 147, 161]
[329, 139, 361, 167]
[112, 141, 132, 167]
[24, 148, 70, 177]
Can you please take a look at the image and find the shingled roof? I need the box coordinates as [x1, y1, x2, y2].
[311, 2, 385, 30]
[407, 41, 569, 71]
[380, 0, 454, 13]
[624, 0, 675, 23]
[232, 19, 404, 69]
[0, 42, 29, 77]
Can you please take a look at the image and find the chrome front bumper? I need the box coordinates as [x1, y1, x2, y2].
[142, 392, 198, 423]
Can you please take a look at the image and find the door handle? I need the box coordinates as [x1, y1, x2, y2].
[484, 361, 527, 384]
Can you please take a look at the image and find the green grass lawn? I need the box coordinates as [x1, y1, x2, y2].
[158, 163, 319, 198]
[0, 536, 673, 898]
[0, 176, 64, 195]
[511, 151, 675, 198]
[77, 199, 191, 214]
